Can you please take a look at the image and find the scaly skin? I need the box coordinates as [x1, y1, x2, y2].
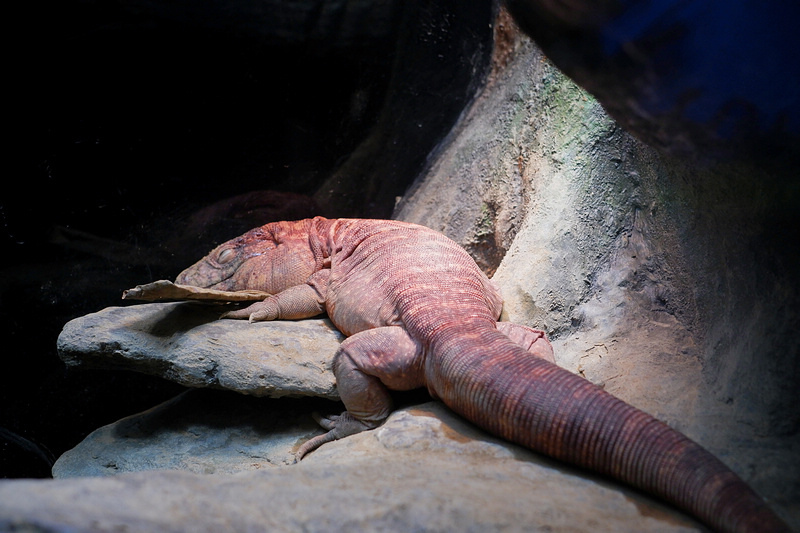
[176, 217, 789, 533]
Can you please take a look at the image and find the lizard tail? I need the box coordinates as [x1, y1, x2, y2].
[427, 326, 789, 533]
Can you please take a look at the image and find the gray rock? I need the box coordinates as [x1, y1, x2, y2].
[396, 25, 798, 530]
[57, 302, 344, 399]
[52, 389, 338, 477]
[3, 401, 701, 532]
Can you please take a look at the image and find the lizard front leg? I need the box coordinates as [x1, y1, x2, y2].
[296, 325, 425, 460]
[222, 270, 329, 322]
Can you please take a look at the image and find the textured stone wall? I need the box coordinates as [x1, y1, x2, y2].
[396, 20, 798, 523]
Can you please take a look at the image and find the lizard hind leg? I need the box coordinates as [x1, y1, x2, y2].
[295, 326, 425, 460]
[496, 322, 555, 364]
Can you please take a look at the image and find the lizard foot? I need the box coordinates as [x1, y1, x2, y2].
[220, 300, 277, 322]
[295, 411, 376, 461]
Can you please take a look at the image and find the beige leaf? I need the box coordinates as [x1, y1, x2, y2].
[122, 280, 270, 302]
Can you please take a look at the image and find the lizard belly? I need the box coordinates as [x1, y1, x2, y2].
[325, 275, 402, 336]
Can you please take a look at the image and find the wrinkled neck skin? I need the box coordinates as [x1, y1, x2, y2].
[175, 217, 335, 294]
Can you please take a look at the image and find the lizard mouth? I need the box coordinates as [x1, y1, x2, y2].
[175, 265, 236, 289]
[175, 247, 266, 289]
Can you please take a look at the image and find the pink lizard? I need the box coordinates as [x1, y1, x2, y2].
[176, 217, 789, 533]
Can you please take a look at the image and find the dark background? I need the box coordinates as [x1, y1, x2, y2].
[3, 0, 495, 478]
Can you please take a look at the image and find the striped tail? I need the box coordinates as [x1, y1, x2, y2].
[428, 326, 789, 533]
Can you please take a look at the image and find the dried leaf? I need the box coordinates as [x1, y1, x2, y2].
[123, 280, 270, 302]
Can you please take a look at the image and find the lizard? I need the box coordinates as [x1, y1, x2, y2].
[175, 216, 790, 533]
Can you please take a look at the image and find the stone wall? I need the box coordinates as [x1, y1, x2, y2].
[397, 21, 799, 523]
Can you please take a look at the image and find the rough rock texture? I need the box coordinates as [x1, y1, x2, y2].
[52, 390, 334, 477]
[397, 24, 798, 529]
[11, 400, 700, 532]
[57, 302, 343, 399]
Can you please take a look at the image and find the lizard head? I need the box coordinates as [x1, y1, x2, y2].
[175, 219, 317, 293]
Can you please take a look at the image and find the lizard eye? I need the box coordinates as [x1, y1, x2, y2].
[216, 248, 235, 264]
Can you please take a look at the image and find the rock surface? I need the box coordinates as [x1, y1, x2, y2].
[51, 389, 336, 477]
[397, 22, 799, 530]
[47, 306, 699, 531]
[9, 399, 701, 532]
[57, 302, 343, 400]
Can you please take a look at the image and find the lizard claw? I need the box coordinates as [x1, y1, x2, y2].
[295, 411, 375, 461]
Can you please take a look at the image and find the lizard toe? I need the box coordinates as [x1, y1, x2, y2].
[220, 307, 251, 320]
[295, 411, 376, 460]
[220, 300, 278, 322]
[311, 412, 342, 430]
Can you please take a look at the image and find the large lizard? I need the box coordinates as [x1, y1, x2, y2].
[176, 216, 789, 533]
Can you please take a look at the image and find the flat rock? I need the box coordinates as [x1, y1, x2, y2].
[3, 399, 701, 532]
[57, 302, 344, 399]
[52, 389, 338, 477]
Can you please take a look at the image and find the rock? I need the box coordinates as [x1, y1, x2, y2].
[52, 389, 337, 477]
[396, 21, 798, 530]
[57, 302, 344, 399]
[505, 0, 800, 158]
[3, 400, 701, 532]
[311, 0, 495, 218]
